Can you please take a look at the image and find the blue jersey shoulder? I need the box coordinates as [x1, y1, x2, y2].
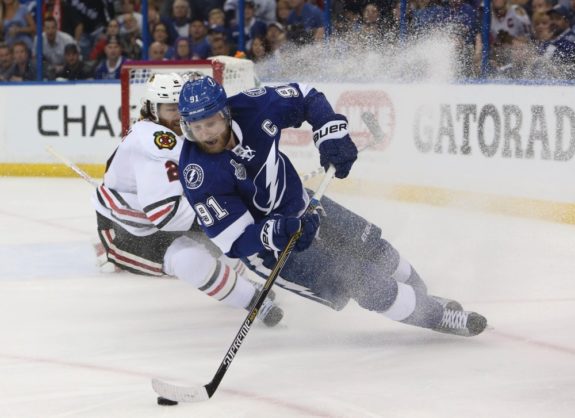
[230, 84, 316, 130]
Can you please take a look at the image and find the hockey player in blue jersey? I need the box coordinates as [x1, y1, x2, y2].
[177, 76, 487, 337]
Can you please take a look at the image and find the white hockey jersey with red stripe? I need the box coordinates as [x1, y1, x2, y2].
[94, 119, 196, 236]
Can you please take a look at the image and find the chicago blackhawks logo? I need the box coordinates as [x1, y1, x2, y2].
[183, 164, 204, 189]
[153, 131, 177, 150]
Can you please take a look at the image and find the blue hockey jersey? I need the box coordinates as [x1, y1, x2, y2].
[179, 83, 343, 258]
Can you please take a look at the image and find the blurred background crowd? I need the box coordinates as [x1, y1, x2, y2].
[0, 0, 574, 82]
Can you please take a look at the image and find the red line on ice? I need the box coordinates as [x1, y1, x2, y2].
[489, 330, 575, 356]
[0, 353, 336, 417]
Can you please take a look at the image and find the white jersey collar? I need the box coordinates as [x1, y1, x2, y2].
[231, 119, 243, 145]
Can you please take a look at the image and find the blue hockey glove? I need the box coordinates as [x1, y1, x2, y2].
[260, 212, 321, 252]
[314, 119, 358, 179]
[260, 215, 301, 252]
[294, 211, 320, 252]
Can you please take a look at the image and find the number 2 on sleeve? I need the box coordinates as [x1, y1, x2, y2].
[165, 161, 179, 182]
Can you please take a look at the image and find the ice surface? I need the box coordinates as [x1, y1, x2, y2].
[0, 177, 574, 418]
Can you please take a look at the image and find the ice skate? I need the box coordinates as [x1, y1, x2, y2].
[433, 308, 487, 337]
[248, 291, 284, 327]
[248, 278, 276, 301]
[92, 238, 120, 273]
[258, 298, 284, 327]
[430, 295, 463, 311]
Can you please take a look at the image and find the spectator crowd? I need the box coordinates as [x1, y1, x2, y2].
[0, 0, 573, 82]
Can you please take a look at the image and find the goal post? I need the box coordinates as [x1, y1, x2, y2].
[120, 56, 257, 135]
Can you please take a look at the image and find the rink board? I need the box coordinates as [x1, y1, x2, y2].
[0, 81, 574, 223]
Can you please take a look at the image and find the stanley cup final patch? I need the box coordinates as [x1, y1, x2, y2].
[183, 164, 204, 189]
[230, 159, 246, 180]
[153, 131, 177, 150]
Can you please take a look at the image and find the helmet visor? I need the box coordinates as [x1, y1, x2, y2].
[181, 111, 230, 152]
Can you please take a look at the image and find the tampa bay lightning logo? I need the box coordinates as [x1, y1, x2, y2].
[183, 164, 204, 189]
[253, 142, 286, 214]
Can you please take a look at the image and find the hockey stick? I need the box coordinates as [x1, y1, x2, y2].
[151, 113, 386, 404]
[152, 164, 337, 403]
[300, 111, 385, 182]
[45, 145, 99, 187]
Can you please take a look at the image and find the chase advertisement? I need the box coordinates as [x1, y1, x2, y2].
[1, 82, 574, 205]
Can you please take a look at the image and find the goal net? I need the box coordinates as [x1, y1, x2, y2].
[120, 56, 257, 135]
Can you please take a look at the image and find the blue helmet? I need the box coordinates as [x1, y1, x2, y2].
[179, 76, 228, 123]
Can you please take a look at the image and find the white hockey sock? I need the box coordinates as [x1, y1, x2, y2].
[219, 254, 247, 276]
[164, 236, 256, 310]
[391, 256, 412, 283]
[224, 271, 257, 310]
[391, 255, 428, 294]
[381, 282, 416, 321]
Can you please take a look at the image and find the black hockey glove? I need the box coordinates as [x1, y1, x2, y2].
[314, 118, 358, 179]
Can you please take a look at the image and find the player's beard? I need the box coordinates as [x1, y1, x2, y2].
[197, 125, 233, 154]
[167, 119, 183, 136]
[158, 117, 183, 136]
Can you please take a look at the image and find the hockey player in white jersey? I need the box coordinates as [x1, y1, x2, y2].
[93, 72, 283, 327]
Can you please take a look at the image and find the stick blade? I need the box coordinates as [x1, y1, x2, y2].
[151, 378, 211, 403]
